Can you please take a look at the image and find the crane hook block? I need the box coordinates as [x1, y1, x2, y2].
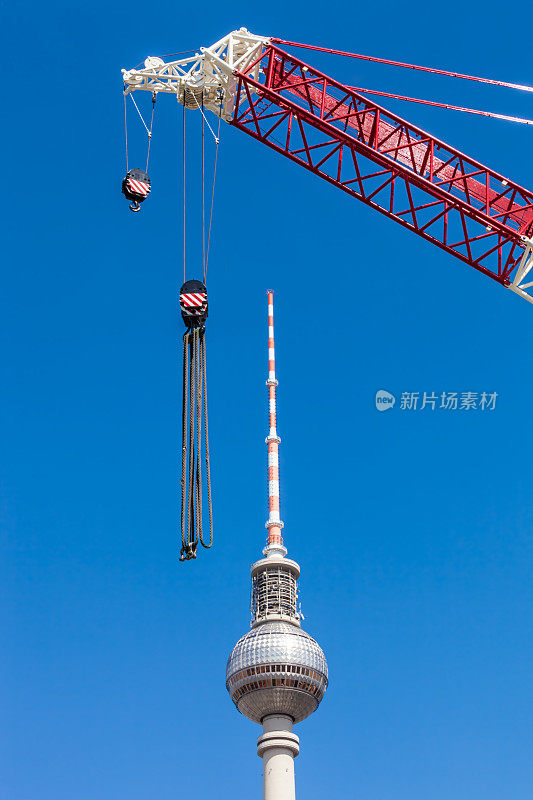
[179, 279, 208, 329]
[122, 168, 151, 212]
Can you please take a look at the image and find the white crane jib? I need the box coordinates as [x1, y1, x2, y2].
[121, 28, 269, 121]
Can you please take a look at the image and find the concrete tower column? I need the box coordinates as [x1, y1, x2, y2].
[257, 715, 300, 800]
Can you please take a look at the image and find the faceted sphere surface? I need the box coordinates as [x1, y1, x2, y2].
[226, 621, 328, 724]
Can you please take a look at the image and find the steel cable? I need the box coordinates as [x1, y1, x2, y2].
[186, 331, 197, 554]
[182, 97, 186, 283]
[123, 91, 129, 171]
[271, 38, 533, 94]
[199, 331, 213, 548]
[195, 327, 203, 543]
[205, 115, 221, 282]
[202, 94, 206, 283]
[347, 85, 533, 126]
[145, 93, 157, 171]
[180, 332, 189, 558]
[179, 327, 213, 558]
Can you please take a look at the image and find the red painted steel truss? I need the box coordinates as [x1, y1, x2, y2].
[232, 45, 533, 290]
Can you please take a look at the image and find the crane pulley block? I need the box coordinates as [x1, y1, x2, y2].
[122, 168, 151, 212]
[180, 279, 208, 329]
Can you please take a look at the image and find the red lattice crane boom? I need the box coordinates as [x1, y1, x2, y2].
[122, 28, 533, 303]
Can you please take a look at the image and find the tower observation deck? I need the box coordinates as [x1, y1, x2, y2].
[226, 292, 328, 800]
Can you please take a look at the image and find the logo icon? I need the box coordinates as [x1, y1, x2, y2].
[375, 389, 395, 411]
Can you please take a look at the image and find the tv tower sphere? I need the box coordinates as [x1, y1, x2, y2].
[226, 292, 327, 800]
[226, 554, 328, 724]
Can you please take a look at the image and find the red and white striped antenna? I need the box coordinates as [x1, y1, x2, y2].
[265, 291, 284, 550]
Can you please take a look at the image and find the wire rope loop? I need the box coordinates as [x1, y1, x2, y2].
[180, 332, 189, 557]
[195, 327, 203, 542]
[186, 332, 198, 553]
[200, 330, 213, 548]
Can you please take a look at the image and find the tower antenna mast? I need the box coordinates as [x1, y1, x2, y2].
[266, 291, 283, 552]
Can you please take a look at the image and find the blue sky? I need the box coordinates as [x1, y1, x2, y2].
[2, 2, 533, 798]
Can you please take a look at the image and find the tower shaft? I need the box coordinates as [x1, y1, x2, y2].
[257, 715, 299, 800]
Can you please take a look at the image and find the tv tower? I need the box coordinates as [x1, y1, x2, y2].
[226, 292, 328, 800]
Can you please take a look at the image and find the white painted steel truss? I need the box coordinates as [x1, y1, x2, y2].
[122, 27, 269, 121]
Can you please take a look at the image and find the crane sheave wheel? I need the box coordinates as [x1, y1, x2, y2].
[179, 279, 208, 329]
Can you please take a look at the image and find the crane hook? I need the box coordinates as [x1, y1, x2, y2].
[122, 168, 151, 213]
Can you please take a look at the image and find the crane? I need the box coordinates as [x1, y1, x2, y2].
[122, 28, 533, 559]
[122, 27, 533, 304]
